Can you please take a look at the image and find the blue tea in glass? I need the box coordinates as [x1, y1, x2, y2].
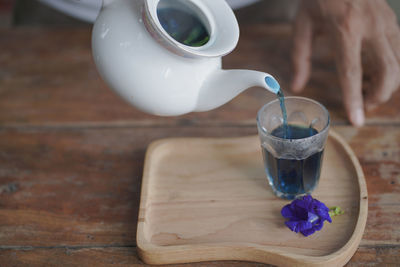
[262, 124, 324, 199]
[257, 96, 330, 200]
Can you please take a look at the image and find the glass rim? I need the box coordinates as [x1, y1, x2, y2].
[257, 96, 330, 142]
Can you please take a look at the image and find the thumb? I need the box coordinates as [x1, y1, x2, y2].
[291, 7, 313, 93]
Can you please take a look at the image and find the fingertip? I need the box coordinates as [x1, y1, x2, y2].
[290, 66, 309, 93]
[290, 79, 304, 94]
[349, 108, 365, 127]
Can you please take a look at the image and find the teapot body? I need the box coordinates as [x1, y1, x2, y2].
[92, 0, 278, 116]
[92, 0, 221, 115]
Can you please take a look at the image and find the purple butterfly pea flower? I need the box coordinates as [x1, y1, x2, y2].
[281, 195, 332, 236]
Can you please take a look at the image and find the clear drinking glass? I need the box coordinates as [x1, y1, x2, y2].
[257, 96, 330, 200]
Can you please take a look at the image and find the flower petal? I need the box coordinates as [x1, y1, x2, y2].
[281, 204, 294, 219]
[316, 208, 331, 223]
[298, 220, 313, 232]
[303, 195, 313, 206]
[307, 212, 319, 224]
[301, 227, 316, 236]
[285, 220, 300, 233]
[293, 206, 308, 220]
[281, 195, 335, 237]
[290, 199, 301, 210]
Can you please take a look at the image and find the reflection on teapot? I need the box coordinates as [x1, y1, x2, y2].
[92, 0, 279, 116]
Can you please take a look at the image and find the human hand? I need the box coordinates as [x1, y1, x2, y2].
[291, 0, 400, 126]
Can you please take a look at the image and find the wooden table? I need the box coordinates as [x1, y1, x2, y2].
[0, 24, 399, 266]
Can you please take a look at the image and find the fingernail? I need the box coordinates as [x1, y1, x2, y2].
[351, 108, 365, 127]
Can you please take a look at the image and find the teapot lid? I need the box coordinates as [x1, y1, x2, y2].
[144, 0, 239, 58]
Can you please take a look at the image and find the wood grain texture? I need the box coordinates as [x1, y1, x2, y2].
[0, 128, 398, 241]
[0, 126, 257, 247]
[0, 246, 399, 267]
[0, 125, 398, 266]
[334, 126, 400, 247]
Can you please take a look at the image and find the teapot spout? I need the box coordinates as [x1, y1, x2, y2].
[195, 69, 280, 112]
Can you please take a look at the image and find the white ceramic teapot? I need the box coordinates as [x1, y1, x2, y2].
[92, 0, 279, 116]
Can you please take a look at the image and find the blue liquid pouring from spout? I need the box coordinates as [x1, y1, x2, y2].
[265, 76, 288, 138]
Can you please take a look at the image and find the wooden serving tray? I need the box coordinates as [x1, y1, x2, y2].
[137, 131, 368, 266]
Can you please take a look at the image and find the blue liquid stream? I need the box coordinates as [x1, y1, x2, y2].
[264, 76, 289, 138]
[277, 90, 289, 138]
